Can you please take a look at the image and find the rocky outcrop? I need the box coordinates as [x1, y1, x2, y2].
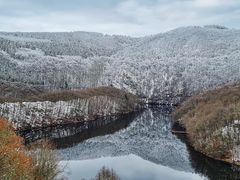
[0, 87, 142, 130]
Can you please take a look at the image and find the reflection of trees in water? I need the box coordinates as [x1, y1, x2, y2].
[52, 112, 139, 149]
[176, 134, 240, 180]
[80, 166, 120, 180]
[56, 107, 194, 172]
[20, 111, 140, 148]
[95, 166, 120, 180]
[20, 107, 240, 180]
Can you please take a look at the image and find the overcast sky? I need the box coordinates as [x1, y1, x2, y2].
[0, 0, 239, 36]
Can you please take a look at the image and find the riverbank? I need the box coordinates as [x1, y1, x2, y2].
[172, 84, 240, 166]
[0, 86, 143, 130]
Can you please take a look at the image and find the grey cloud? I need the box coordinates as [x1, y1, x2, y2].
[0, 0, 239, 36]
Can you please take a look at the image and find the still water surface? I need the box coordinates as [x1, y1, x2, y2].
[22, 107, 240, 180]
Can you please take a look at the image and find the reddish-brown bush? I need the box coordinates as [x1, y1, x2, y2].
[0, 118, 33, 179]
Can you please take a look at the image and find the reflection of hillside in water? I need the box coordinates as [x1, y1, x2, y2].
[21, 107, 240, 180]
[20, 112, 138, 148]
[58, 107, 193, 172]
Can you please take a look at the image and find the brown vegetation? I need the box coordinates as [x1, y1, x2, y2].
[29, 141, 62, 180]
[0, 81, 44, 100]
[0, 118, 32, 179]
[30, 86, 139, 103]
[0, 86, 140, 104]
[0, 118, 61, 180]
[173, 85, 240, 163]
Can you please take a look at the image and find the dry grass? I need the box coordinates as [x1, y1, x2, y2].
[29, 86, 139, 102]
[0, 86, 140, 104]
[29, 141, 63, 180]
[173, 84, 240, 159]
[0, 81, 44, 100]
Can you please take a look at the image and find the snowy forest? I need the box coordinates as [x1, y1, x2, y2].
[0, 25, 240, 104]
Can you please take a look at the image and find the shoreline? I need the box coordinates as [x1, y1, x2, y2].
[172, 121, 240, 167]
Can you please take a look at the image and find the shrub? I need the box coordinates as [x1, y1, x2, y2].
[30, 141, 62, 180]
[0, 118, 32, 179]
[0, 118, 62, 180]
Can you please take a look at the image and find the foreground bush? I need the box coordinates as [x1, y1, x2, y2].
[0, 118, 32, 179]
[30, 141, 61, 180]
[173, 85, 240, 164]
[0, 118, 61, 180]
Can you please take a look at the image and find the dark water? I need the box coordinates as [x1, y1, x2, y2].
[21, 107, 240, 180]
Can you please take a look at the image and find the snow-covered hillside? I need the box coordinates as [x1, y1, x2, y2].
[0, 96, 135, 129]
[0, 87, 141, 129]
[0, 26, 240, 103]
[100, 26, 240, 103]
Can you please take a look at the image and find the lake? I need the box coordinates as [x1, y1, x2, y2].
[21, 107, 240, 180]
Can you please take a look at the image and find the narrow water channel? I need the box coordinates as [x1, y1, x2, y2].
[21, 107, 240, 180]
